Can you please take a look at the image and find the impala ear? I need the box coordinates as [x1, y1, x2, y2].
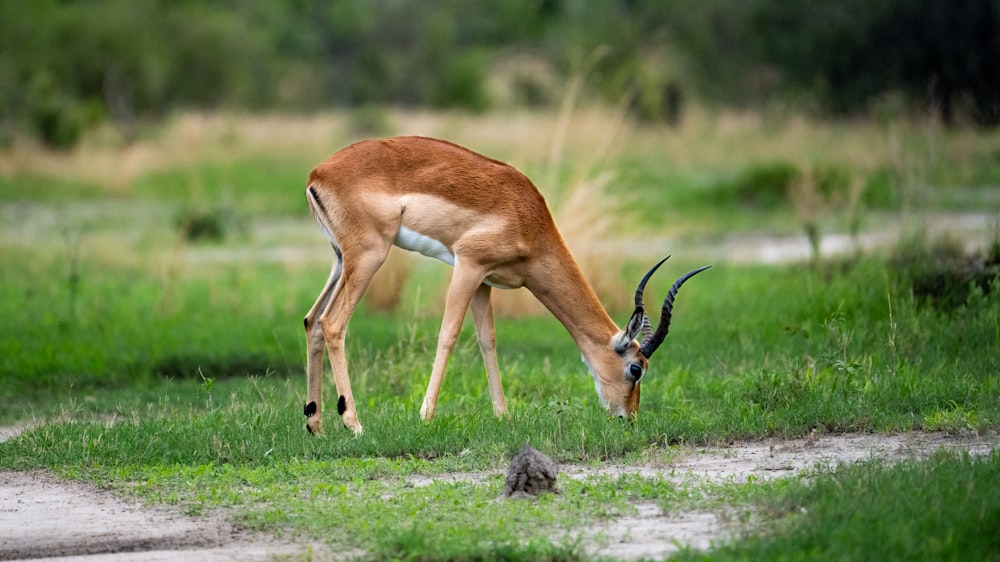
[613, 307, 645, 353]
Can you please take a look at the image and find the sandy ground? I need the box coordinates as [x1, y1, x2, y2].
[0, 472, 301, 562]
[0, 472, 311, 562]
[0, 424, 316, 562]
[3, 429, 995, 562]
[0, 470, 299, 561]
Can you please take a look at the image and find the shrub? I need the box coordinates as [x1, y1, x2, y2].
[429, 50, 491, 113]
[860, 168, 902, 209]
[728, 161, 800, 208]
[889, 231, 1000, 310]
[174, 205, 244, 242]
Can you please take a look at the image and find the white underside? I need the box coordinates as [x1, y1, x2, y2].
[393, 226, 512, 289]
[311, 208, 512, 289]
[394, 225, 456, 265]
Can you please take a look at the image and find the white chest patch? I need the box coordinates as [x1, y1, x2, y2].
[394, 226, 456, 266]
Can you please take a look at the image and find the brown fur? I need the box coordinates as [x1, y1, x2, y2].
[302, 136, 649, 434]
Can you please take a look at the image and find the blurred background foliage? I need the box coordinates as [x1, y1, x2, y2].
[3, 0, 999, 149]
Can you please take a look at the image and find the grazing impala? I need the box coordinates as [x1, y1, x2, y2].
[302, 136, 708, 434]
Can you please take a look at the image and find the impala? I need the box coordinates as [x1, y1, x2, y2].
[302, 136, 708, 434]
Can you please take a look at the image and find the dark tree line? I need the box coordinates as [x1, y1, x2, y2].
[728, 0, 1000, 124]
[2, 0, 998, 148]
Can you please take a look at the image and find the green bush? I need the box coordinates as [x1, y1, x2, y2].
[26, 74, 104, 149]
[174, 205, 245, 242]
[727, 161, 800, 208]
[890, 231, 1000, 310]
[812, 164, 853, 201]
[430, 50, 491, 112]
[30, 99, 86, 149]
[861, 168, 902, 209]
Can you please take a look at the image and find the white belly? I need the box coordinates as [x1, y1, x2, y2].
[392, 226, 513, 289]
[394, 226, 456, 265]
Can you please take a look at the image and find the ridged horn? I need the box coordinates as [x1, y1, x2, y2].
[639, 265, 711, 359]
[634, 256, 670, 343]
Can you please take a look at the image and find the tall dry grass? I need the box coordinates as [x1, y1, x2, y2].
[490, 62, 636, 317]
[5, 104, 997, 320]
[366, 248, 416, 314]
[5, 104, 998, 196]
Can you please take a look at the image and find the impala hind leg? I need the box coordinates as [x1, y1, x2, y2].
[303, 255, 342, 435]
[470, 284, 508, 417]
[420, 264, 485, 422]
[317, 245, 390, 434]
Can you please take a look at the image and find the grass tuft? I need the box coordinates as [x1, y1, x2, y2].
[677, 450, 1000, 562]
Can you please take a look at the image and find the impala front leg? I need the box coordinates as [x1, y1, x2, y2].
[420, 263, 484, 422]
[470, 283, 508, 417]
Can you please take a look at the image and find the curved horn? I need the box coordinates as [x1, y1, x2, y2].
[634, 256, 670, 344]
[639, 265, 711, 359]
[634, 256, 670, 309]
[640, 315, 654, 345]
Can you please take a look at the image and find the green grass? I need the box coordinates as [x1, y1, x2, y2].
[132, 156, 310, 217]
[1, 112, 999, 560]
[674, 450, 1000, 562]
[1, 244, 997, 558]
[0, 172, 108, 203]
[4, 395, 996, 559]
[4, 244, 997, 435]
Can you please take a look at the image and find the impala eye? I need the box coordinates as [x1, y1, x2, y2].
[629, 364, 643, 381]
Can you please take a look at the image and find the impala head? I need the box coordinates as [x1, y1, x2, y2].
[593, 257, 711, 418]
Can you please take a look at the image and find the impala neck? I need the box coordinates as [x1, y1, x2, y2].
[526, 244, 620, 358]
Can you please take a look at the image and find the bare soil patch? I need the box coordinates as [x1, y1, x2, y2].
[1, 430, 995, 561]
[0, 470, 309, 561]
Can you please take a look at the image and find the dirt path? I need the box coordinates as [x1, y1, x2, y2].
[2, 431, 996, 561]
[0, 422, 313, 561]
[0, 471, 310, 561]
